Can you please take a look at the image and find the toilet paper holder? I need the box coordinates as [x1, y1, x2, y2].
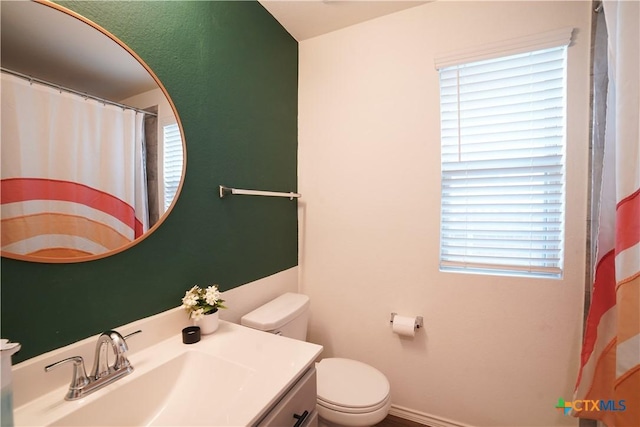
[390, 312, 423, 329]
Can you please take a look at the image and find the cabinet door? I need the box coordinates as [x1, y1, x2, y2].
[257, 367, 317, 427]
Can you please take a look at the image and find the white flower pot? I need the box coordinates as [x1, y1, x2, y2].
[197, 310, 219, 335]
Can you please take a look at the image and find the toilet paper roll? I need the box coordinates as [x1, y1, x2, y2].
[392, 315, 416, 337]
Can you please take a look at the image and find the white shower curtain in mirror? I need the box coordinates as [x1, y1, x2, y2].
[1, 73, 149, 258]
[572, 1, 639, 426]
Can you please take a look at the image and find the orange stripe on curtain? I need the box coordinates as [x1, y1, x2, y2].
[579, 340, 617, 426]
[615, 276, 639, 342]
[1, 178, 144, 236]
[29, 247, 92, 258]
[616, 189, 640, 253]
[575, 251, 617, 386]
[1, 213, 130, 251]
[614, 367, 640, 427]
[614, 275, 640, 427]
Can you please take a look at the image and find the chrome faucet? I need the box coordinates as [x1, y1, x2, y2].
[45, 329, 141, 400]
[91, 330, 131, 379]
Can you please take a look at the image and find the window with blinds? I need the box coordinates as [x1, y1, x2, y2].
[163, 123, 183, 212]
[438, 45, 567, 278]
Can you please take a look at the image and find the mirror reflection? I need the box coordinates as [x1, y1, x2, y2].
[0, 0, 185, 262]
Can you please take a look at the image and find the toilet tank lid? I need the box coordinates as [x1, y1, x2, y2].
[240, 293, 310, 331]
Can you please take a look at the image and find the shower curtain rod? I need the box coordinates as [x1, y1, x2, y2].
[1, 67, 157, 117]
[594, 1, 602, 13]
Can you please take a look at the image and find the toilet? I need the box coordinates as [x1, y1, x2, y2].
[241, 293, 391, 427]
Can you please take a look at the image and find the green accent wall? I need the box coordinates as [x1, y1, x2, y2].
[1, 0, 298, 363]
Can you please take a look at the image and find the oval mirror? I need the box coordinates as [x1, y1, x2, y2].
[0, 0, 185, 263]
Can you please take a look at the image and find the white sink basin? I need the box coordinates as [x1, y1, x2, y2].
[14, 321, 323, 427]
[51, 351, 255, 426]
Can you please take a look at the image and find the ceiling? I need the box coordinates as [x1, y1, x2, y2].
[1, 1, 157, 102]
[258, 0, 430, 41]
[0, 1, 429, 103]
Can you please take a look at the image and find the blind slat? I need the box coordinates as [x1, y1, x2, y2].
[440, 260, 563, 276]
[163, 123, 183, 211]
[439, 45, 566, 278]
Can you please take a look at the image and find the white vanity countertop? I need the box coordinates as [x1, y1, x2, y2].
[14, 321, 323, 427]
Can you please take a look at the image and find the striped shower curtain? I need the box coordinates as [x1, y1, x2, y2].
[573, 1, 639, 426]
[1, 73, 149, 259]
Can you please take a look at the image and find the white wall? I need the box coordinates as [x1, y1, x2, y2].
[13, 267, 299, 408]
[219, 267, 300, 324]
[298, 1, 591, 426]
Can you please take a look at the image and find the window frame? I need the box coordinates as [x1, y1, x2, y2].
[435, 31, 573, 279]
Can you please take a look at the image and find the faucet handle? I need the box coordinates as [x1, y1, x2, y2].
[45, 356, 90, 400]
[123, 330, 142, 340]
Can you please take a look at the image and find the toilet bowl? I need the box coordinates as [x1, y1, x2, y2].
[316, 358, 391, 427]
[240, 293, 391, 427]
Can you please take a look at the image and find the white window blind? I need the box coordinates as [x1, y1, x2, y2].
[439, 46, 567, 277]
[163, 123, 183, 212]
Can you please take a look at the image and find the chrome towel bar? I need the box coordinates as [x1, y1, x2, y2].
[219, 185, 301, 200]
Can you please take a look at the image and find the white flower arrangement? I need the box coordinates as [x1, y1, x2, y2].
[180, 285, 226, 320]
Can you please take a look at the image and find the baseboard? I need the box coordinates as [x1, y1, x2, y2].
[389, 404, 475, 427]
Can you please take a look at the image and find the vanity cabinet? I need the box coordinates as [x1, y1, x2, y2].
[256, 366, 318, 427]
[13, 320, 324, 427]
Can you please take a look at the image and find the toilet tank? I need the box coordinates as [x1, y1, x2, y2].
[240, 293, 310, 340]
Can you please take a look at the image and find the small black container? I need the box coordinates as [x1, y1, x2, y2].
[182, 326, 201, 344]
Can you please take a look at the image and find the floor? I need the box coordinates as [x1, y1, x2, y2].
[374, 415, 426, 427]
[376, 415, 598, 427]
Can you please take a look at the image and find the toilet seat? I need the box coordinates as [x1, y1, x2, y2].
[317, 396, 389, 414]
[316, 358, 390, 413]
